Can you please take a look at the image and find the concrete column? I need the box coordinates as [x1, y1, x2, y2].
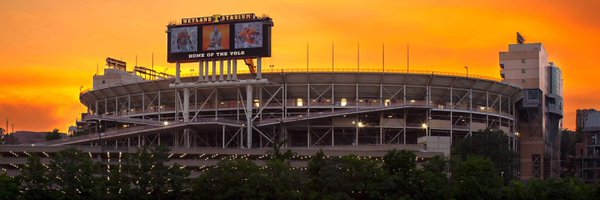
[175, 62, 181, 84]
[183, 88, 190, 122]
[233, 60, 238, 80]
[184, 129, 191, 148]
[246, 85, 253, 148]
[227, 60, 232, 81]
[204, 61, 210, 81]
[198, 61, 204, 82]
[257, 57, 262, 79]
[212, 60, 217, 82]
[219, 60, 224, 81]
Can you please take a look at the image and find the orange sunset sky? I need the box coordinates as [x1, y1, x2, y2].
[0, 0, 599, 132]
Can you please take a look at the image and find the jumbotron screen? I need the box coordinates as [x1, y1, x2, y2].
[167, 15, 273, 63]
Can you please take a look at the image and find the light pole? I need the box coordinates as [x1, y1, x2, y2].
[352, 120, 366, 145]
[465, 65, 469, 78]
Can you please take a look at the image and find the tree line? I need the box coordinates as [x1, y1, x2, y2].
[0, 130, 598, 199]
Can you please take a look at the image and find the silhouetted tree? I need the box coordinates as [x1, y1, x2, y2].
[45, 128, 62, 141]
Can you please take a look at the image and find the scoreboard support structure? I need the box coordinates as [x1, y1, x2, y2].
[170, 57, 266, 148]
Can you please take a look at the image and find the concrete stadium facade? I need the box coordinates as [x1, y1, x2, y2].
[46, 69, 521, 156]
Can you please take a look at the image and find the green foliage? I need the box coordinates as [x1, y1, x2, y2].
[307, 153, 385, 199]
[451, 156, 503, 200]
[5, 147, 600, 199]
[126, 146, 190, 200]
[193, 159, 267, 199]
[45, 128, 62, 141]
[49, 148, 101, 200]
[262, 159, 305, 199]
[452, 129, 517, 181]
[0, 172, 19, 200]
[18, 155, 55, 200]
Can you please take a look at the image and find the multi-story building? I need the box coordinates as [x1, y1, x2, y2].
[500, 33, 564, 180]
[575, 109, 600, 183]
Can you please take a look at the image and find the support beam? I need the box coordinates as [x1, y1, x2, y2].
[219, 60, 224, 81]
[233, 60, 238, 80]
[183, 88, 190, 122]
[257, 57, 262, 79]
[212, 60, 217, 82]
[175, 62, 181, 84]
[246, 85, 253, 148]
[227, 60, 231, 81]
[198, 61, 204, 82]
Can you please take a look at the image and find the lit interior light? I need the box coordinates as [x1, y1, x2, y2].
[421, 123, 428, 129]
[341, 98, 347, 107]
[296, 98, 303, 107]
[163, 121, 169, 126]
[357, 122, 366, 128]
[410, 100, 416, 103]
[384, 99, 390, 107]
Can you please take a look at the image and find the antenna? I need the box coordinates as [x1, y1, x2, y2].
[332, 42, 334, 72]
[382, 43, 385, 72]
[306, 42, 309, 72]
[406, 44, 410, 73]
[357, 43, 360, 72]
[135, 55, 138, 66]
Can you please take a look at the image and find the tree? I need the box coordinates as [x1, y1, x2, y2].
[451, 156, 503, 200]
[193, 159, 267, 199]
[48, 148, 101, 199]
[18, 155, 55, 200]
[452, 129, 517, 182]
[0, 172, 19, 200]
[99, 164, 131, 200]
[126, 146, 190, 199]
[416, 156, 450, 200]
[261, 159, 305, 199]
[45, 128, 62, 141]
[380, 149, 419, 199]
[307, 154, 384, 199]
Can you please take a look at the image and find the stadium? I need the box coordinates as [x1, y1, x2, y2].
[46, 66, 520, 155]
[2, 14, 564, 180]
